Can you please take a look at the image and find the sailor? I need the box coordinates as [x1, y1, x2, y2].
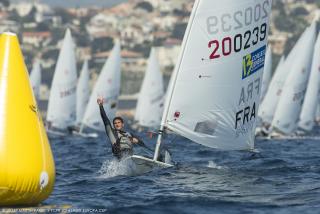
[97, 97, 140, 159]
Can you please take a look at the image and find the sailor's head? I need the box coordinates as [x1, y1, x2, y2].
[113, 117, 124, 130]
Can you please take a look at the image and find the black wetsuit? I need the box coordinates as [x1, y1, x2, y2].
[99, 104, 134, 159]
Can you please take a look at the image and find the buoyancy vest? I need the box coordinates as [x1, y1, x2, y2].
[116, 131, 133, 151]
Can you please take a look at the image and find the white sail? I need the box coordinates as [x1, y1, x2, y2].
[259, 28, 309, 124]
[260, 46, 272, 102]
[47, 28, 77, 129]
[272, 23, 316, 134]
[81, 41, 121, 131]
[30, 60, 41, 100]
[156, 0, 272, 151]
[258, 56, 285, 123]
[76, 60, 90, 124]
[316, 104, 320, 122]
[298, 32, 320, 131]
[135, 48, 164, 128]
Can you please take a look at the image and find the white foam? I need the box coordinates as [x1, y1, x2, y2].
[97, 158, 136, 178]
[207, 161, 223, 169]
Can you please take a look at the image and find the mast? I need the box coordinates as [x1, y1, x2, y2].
[153, 0, 201, 161]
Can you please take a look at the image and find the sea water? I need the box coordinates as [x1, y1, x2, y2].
[20, 129, 320, 213]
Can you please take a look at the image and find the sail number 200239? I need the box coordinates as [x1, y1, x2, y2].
[208, 23, 267, 60]
[206, 0, 270, 60]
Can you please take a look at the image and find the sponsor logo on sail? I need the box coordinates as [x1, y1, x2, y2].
[242, 45, 266, 79]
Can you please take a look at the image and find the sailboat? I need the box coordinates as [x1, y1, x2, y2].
[76, 60, 90, 125]
[298, 32, 320, 132]
[260, 46, 272, 102]
[134, 48, 164, 129]
[256, 56, 285, 136]
[271, 23, 316, 135]
[29, 59, 41, 100]
[46, 28, 77, 135]
[125, 0, 272, 173]
[79, 41, 121, 135]
[257, 25, 311, 135]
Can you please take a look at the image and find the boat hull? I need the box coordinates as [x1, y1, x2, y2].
[124, 155, 173, 175]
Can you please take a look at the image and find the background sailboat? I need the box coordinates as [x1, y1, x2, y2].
[260, 46, 272, 102]
[134, 48, 164, 129]
[46, 28, 77, 133]
[272, 23, 316, 135]
[80, 41, 121, 132]
[76, 60, 90, 125]
[258, 27, 309, 127]
[29, 59, 41, 100]
[298, 32, 320, 132]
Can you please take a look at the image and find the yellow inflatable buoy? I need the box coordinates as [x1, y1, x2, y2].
[0, 32, 55, 206]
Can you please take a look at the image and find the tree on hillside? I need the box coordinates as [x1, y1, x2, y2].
[135, 1, 153, 13]
[171, 23, 188, 40]
[291, 7, 309, 16]
[55, 8, 74, 24]
[23, 6, 36, 22]
[92, 37, 114, 53]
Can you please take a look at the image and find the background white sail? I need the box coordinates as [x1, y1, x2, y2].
[260, 46, 272, 102]
[135, 48, 164, 128]
[272, 23, 316, 134]
[81, 41, 121, 131]
[298, 32, 320, 131]
[259, 28, 309, 124]
[76, 60, 90, 125]
[30, 59, 41, 100]
[258, 56, 285, 123]
[160, 0, 272, 150]
[316, 104, 320, 122]
[47, 28, 77, 129]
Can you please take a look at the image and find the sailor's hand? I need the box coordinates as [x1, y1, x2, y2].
[97, 97, 104, 105]
[131, 137, 139, 144]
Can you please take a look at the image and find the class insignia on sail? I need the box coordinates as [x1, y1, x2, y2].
[0, 32, 55, 206]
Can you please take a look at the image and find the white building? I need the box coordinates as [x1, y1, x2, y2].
[0, 20, 19, 33]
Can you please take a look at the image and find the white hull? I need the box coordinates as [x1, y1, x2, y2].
[46, 129, 67, 137]
[72, 130, 99, 138]
[124, 155, 173, 175]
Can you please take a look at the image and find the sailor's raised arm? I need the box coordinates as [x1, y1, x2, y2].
[97, 98, 117, 144]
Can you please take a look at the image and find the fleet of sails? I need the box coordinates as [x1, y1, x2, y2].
[258, 20, 320, 137]
[28, 2, 320, 145]
[40, 29, 122, 134]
